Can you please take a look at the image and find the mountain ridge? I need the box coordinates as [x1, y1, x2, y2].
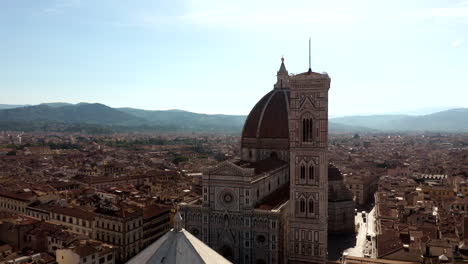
[0, 103, 466, 133]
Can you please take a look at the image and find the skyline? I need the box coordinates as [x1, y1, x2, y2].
[2, 0, 468, 116]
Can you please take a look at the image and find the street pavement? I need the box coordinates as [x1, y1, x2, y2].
[343, 207, 376, 258]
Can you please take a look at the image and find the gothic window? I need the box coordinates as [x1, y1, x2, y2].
[300, 166, 306, 180]
[308, 199, 314, 214]
[302, 118, 313, 142]
[300, 199, 306, 213]
[308, 165, 314, 181]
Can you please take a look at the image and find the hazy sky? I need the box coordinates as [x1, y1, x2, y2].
[1, 0, 468, 116]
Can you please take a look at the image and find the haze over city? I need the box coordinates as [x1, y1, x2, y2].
[2, 0, 468, 116]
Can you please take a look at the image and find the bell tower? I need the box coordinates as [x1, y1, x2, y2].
[287, 50, 330, 263]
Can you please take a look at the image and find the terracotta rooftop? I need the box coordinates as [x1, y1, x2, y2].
[241, 88, 290, 149]
[239, 157, 288, 175]
[95, 202, 142, 219]
[256, 183, 289, 211]
[0, 189, 36, 202]
[377, 229, 403, 258]
[143, 204, 171, 220]
[35, 204, 95, 221]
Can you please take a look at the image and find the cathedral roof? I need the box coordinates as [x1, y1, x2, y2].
[241, 59, 291, 148]
[328, 164, 344, 181]
[241, 89, 290, 145]
[126, 227, 231, 264]
[256, 183, 289, 211]
[328, 164, 354, 202]
[238, 157, 288, 175]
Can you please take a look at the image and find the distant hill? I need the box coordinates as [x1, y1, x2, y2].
[0, 104, 25, 110]
[118, 108, 246, 132]
[330, 115, 408, 129]
[384, 106, 462, 116]
[328, 122, 376, 133]
[39, 102, 73, 108]
[0, 103, 466, 133]
[331, 108, 468, 132]
[0, 103, 143, 126]
[382, 108, 468, 132]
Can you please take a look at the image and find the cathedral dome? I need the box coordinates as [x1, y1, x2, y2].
[240, 59, 290, 162]
[241, 88, 290, 141]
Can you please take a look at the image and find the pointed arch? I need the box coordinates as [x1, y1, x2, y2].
[301, 112, 314, 143]
[308, 164, 315, 181]
[300, 198, 306, 213]
[308, 198, 314, 215]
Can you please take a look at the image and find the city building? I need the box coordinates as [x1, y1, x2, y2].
[181, 58, 354, 263]
[94, 202, 143, 263]
[142, 204, 171, 248]
[56, 242, 115, 264]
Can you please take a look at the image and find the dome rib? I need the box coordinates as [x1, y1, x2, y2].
[241, 88, 290, 150]
[255, 90, 277, 138]
[241, 90, 274, 138]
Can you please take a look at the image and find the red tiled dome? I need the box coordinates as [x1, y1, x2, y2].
[241, 88, 290, 149]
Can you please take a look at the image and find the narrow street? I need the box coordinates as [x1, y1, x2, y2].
[343, 206, 376, 258]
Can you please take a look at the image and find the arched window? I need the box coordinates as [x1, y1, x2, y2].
[300, 166, 306, 180]
[308, 199, 314, 214]
[300, 199, 306, 213]
[308, 166, 314, 180]
[302, 118, 313, 142]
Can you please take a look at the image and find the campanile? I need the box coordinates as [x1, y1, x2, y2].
[287, 63, 330, 263]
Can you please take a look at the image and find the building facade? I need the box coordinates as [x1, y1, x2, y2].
[94, 203, 143, 263]
[181, 58, 353, 263]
